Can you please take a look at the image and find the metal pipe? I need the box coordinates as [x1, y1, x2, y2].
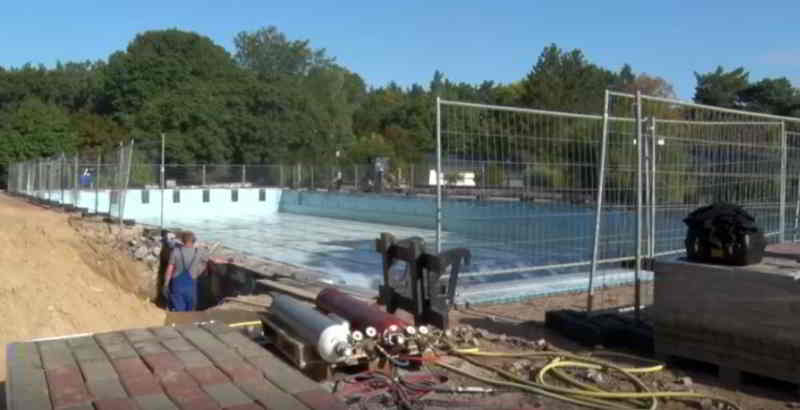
[160, 133, 165, 229]
[270, 293, 353, 363]
[95, 154, 100, 213]
[608, 90, 800, 123]
[634, 90, 643, 322]
[586, 90, 610, 314]
[650, 119, 658, 257]
[436, 96, 443, 253]
[316, 287, 411, 341]
[780, 121, 787, 242]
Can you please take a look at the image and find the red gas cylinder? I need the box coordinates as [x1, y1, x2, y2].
[315, 287, 410, 335]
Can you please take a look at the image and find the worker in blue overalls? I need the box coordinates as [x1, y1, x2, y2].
[162, 231, 224, 311]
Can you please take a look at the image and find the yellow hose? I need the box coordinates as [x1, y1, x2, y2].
[452, 348, 664, 374]
[227, 320, 262, 328]
[441, 347, 740, 410]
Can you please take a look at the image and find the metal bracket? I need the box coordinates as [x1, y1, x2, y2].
[376, 232, 470, 329]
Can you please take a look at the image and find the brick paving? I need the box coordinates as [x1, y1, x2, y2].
[5, 323, 340, 410]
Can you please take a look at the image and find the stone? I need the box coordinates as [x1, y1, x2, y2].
[677, 376, 693, 387]
[134, 245, 149, 260]
[152, 246, 163, 256]
[585, 369, 605, 384]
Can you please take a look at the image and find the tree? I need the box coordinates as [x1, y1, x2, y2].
[693, 66, 749, 108]
[234, 26, 334, 79]
[0, 96, 79, 185]
[616, 72, 676, 99]
[100, 29, 242, 121]
[738, 77, 800, 116]
[520, 44, 617, 114]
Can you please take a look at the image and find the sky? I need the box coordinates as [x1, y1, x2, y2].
[1, 1, 798, 100]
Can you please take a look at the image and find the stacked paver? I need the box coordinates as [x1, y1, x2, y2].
[6, 323, 348, 410]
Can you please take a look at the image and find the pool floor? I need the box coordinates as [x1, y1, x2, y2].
[140, 212, 647, 304]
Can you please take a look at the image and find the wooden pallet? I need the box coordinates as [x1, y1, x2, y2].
[655, 335, 800, 392]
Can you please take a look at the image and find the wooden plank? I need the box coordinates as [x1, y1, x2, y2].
[255, 279, 318, 302]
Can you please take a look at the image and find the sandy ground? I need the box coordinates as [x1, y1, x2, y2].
[0, 193, 165, 383]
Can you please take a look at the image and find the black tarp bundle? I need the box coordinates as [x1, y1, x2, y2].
[683, 202, 767, 266]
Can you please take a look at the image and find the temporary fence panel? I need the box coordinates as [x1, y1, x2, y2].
[437, 98, 607, 280]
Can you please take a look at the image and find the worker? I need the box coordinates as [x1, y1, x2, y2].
[162, 231, 224, 312]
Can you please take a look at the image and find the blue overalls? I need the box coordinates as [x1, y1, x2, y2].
[169, 248, 198, 312]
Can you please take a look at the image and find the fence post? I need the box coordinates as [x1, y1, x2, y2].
[60, 154, 66, 205]
[354, 165, 358, 191]
[634, 90, 644, 322]
[202, 164, 206, 186]
[780, 121, 787, 242]
[242, 165, 246, 185]
[279, 165, 284, 187]
[587, 90, 610, 314]
[436, 96, 443, 253]
[310, 166, 315, 190]
[95, 154, 101, 214]
[117, 141, 124, 226]
[160, 133, 165, 229]
[650, 118, 658, 257]
[74, 154, 79, 206]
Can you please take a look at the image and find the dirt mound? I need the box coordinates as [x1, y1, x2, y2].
[0, 193, 165, 382]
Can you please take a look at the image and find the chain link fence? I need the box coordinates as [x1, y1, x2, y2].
[7, 142, 135, 221]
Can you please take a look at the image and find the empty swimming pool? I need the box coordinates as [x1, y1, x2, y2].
[32, 187, 652, 304]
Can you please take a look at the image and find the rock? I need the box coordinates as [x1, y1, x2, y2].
[510, 359, 531, 371]
[498, 334, 507, 343]
[699, 399, 714, 409]
[134, 245, 148, 260]
[144, 254, 157, 263]
[677, 376, 693, 387]
[787, 403, 800, 409]
[151, 246, 162, 256]
[585, 369, 604, 384]
[129, 239, 138, 247]
[535, 338, 548, 349]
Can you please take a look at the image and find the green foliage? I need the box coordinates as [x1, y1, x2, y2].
[477, 165, 506, 187]
[525, 164, 567, 189]
[520, 44, 617, 114]
[738, 77, 800, 116]
[693, 66, 749, 108]
[2, 25, 799, 195]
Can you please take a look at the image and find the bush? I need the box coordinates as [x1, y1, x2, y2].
[524, 164, 566, 189]
[478, 165, 506, 187]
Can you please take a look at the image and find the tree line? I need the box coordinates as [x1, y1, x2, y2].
[1, 26, 798, 188]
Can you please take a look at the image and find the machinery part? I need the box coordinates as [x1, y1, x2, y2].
[316, 287, 410, 336]
[365, 327, 378, 338]
[270, 293, 353, 363]
[376, 232, 471, 330]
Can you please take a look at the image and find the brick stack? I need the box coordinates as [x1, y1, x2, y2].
[6, 323, 348, 410]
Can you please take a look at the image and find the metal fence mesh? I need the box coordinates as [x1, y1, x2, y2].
[6, 92, 800, 312]
[437, 100, 606, 280]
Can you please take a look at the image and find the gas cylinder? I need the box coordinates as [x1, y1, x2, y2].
[270, 293, 353, 363]
[315, 287, 412, 344]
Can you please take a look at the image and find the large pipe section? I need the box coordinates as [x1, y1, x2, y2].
[269, 293, 353, 363]
[315, 287, 414, 346]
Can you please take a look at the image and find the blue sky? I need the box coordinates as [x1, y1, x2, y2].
[1, 1, 798, 100]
